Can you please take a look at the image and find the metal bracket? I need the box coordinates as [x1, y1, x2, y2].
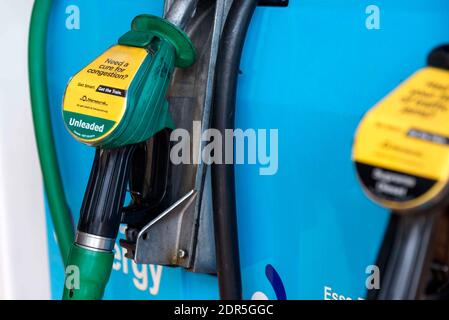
[122, 0, 233, 274]
[134, 190, 197, 268]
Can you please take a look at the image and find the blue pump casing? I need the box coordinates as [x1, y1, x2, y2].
[44, 0, 449, 299]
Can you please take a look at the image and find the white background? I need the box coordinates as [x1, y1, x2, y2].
[0, 0, 51, 299]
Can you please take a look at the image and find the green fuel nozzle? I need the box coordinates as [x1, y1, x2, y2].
[63, 14, 196, 149]
[62, 14, 196, 300]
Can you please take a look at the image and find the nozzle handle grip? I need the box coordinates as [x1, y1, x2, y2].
[77, 145, 136, 240]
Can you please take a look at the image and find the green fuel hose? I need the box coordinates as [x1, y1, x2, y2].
[29, 0, 74, 264]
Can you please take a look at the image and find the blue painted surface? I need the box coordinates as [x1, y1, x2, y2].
[44, 0, 449, 299]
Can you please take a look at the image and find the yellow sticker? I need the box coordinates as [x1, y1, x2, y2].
[353, 67, 449, 211]
[62, 45, 148, 144]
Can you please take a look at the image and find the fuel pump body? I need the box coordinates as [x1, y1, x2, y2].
[42, 0, 449, 299]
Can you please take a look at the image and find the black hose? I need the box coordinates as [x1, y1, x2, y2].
[368, 212, 438, 299]
[211, 0, 258, 300]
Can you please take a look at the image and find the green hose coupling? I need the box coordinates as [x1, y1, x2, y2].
[62, 14, 196, 149]
[62, 244, 114, 300]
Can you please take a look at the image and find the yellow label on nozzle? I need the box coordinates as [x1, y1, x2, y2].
[62, 45, 148, 144]
[353, 67, 449, 211]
